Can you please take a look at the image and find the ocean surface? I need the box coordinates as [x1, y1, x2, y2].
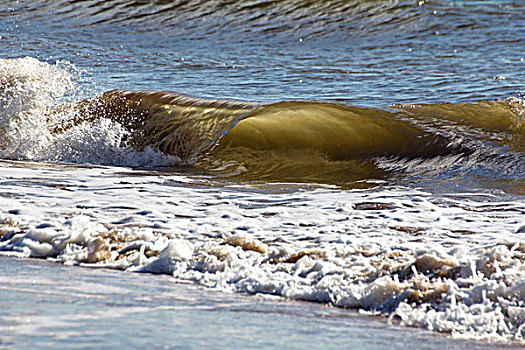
[1, 0, 524, 346]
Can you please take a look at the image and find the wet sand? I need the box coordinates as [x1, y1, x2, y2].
[0, 256, 516, 350]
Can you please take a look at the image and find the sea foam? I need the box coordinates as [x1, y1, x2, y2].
[0, 57, 177, 167]
[0, 163, 523, 343]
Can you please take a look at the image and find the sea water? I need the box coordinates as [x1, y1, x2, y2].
[0, 1, 524, 347]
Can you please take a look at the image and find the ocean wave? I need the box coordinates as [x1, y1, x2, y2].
[56, 89, 525, 185]
[2, 57, 525, 345]
[1, 57, 524, 187]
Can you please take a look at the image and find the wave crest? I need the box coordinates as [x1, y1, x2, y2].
[1, 57, 524, 187]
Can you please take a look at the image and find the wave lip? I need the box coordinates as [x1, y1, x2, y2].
[54, 90, 259, 163]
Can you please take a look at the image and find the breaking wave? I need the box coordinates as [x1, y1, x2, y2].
[2, 57, 525, 345]
[1, 57, 524, 187]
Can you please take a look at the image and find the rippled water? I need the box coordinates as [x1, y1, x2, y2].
[1, 0, 524, 346]
[3, 1, 524, 104]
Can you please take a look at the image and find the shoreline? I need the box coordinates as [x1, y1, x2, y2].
[0, 256, 517, 350]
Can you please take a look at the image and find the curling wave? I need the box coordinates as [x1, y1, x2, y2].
[1, 57, 524, 187]
[48, 89, 525, 185]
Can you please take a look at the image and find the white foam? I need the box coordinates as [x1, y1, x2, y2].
[141, 240, 194, 274]
[0, 57, 179, 167]
[0, 163, 523, 343]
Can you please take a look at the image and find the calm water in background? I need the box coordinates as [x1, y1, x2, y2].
[3, 1, 524, 104]
[1, 1, 525, 348]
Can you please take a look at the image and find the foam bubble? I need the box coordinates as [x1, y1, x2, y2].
[141, 240, 194, 274]
[1, 175, 524, 342]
